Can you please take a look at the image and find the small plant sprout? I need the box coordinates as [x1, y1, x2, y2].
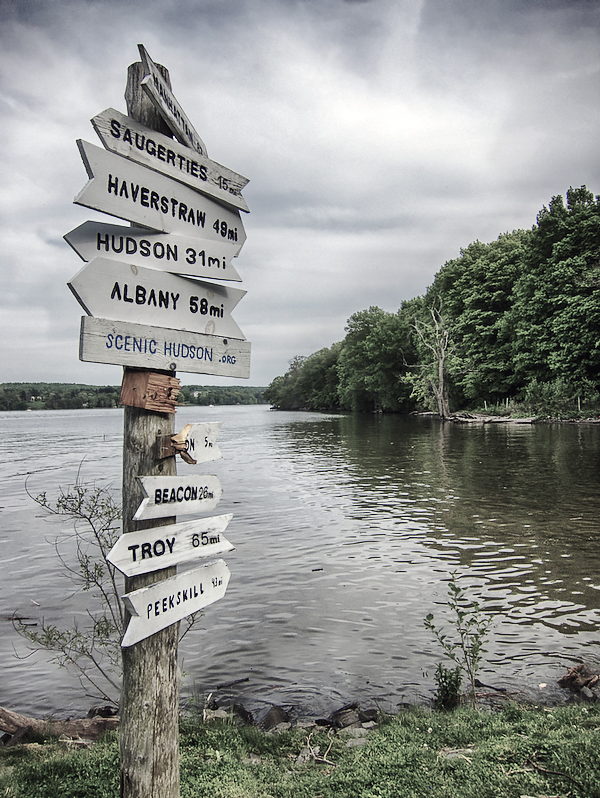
[424, 572, 493, 708]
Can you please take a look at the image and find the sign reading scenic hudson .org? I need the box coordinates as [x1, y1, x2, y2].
[92, 108, 249, 213]
[64, 222, 243, 282]
[74, 140, 246, 252]
[121, 559, 230, 647]
[79, 316, 251, 378]
[68, 257, 246, 340]
[138, 44, 208, 158]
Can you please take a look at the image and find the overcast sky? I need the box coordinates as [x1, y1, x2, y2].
[1, 0, 599, 388]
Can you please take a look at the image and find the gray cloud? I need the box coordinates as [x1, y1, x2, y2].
[1, 0, 599, 386]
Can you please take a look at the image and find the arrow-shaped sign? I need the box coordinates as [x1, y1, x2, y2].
[64, 222, 243, 282]
[74, 140, 246, 252]
[92, 108, 249, 213]
[108, 514, 234, 577]
[68, 257, 246, 340]
[138, 44, 208, 158]
[121, 559, 230, 647]
[134, 471, 222, 521]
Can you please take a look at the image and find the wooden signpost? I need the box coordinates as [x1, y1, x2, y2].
[64, 221, 243, 282]
[65, 45, 250, 798]
[68, 257, 246, 339]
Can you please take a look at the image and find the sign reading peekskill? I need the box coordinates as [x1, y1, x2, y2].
[121, 559, 230, 647]
[107, 514, 234, 577]
[68, 257, 246, 340]
[64, 222, 243, 282]
[75, 140, 246, 252]
[92, 108, 249, 212]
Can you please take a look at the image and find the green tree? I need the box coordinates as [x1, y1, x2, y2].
[406, 296, 453, 418]
[337, 306, 416, 412]
[511, 187, 600, 397]
[430, 230, 529, 405]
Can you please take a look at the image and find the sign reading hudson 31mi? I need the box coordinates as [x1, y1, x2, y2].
[67, 46, 251, 379]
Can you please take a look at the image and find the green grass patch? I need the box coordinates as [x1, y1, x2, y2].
[2, 704, 600, 797]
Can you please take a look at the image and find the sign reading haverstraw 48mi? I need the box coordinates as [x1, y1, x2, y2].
[121, 559, 230, 647]
[108, 514, 234, 577]
[75, 140, 246, 251]
[79, 316, 251, 377]
[68, 258, 246, 339]
[64, 222, 243, 282]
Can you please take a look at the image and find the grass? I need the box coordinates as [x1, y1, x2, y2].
[2, 703, 600, 797]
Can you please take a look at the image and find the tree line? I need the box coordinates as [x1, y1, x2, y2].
[264, 186, 600, 418]
[0, 383, 266, 411]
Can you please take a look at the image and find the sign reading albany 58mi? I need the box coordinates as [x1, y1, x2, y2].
[121, 559, 230, 647]
[75, 140, 246, 252]
[79, 316, 251, 377]
[68, 257, 246, 339]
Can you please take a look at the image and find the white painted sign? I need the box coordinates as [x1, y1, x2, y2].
[68, 258, 246, 339]
[79, 316, 251, 378]
[121, 559, 230, 647]
[92, 108, 249, 213]
[134, 472, 223, 521]
[108, 514, 234, 577]
[138, 44, 208, 157]
[176, 422, 223, 466]
[74, 140, 246, 252]
[64, 222, 243, 282]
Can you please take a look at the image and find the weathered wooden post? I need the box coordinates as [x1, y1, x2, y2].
[120, 62, 180, 798]
[65, 44, 251, 798]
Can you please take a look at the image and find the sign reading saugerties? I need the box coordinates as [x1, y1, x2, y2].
[92, 108, 249, 212]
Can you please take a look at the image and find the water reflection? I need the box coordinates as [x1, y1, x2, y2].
[2, 407, 600, 718]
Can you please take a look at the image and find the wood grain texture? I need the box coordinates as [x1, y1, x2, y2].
[119, 59, 180, 798]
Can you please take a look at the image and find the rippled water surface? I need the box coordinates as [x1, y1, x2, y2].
[1, 406, 600, 718]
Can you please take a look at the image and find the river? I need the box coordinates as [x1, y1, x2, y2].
[1, 406, 599, 720]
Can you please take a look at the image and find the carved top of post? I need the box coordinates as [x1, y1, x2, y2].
[125, 61, 173, 136]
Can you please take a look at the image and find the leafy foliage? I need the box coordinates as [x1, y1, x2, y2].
[15, 482, 124, 704]
[424, 573, 493, 708]
[265, 185, 600, 418]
